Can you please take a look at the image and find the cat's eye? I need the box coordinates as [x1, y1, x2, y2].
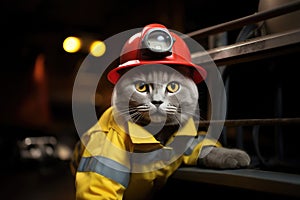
[135, 81, 148, 93]
[166, 82, 180, 93]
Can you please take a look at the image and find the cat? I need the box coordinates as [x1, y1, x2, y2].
[72, 64, 251, 200]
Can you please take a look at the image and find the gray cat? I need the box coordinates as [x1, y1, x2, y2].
[112, 64, 251, 169]
[73, 64, 251, 200]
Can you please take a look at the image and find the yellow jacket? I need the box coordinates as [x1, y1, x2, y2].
[74, 107, 221, 200]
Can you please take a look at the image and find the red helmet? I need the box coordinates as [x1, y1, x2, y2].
[107, 23, 207, 84]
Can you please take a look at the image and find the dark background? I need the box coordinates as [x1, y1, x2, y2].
[1, 0, 259, 128]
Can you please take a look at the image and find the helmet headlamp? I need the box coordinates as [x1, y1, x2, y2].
[141, 28, 175, 58]
[107, 23, 207, 85]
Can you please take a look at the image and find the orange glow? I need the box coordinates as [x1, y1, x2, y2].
[34, 54, 46, 83]
[18, 53, 51, 127]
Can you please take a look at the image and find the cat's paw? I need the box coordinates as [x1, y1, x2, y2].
[200, 147, 251, 169]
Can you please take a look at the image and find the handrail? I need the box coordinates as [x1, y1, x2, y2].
[184, 0, 300, 40]
[191, 28, 300, 66]
[172, 168, 300, 197]
[198, 117, 300, 127]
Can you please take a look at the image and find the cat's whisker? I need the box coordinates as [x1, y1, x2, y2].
[136, 105, 150, 112]
[165, 105, 178, 115]
[130, 112, 140, 118]
[183, 111, 199, 116]
[116, 108, 138, 117]
[115, 112, 130, 120]
[166, 110, 177, 115]
[174, 115, 183, 127]
[116, 110, 130, 116]
[132, 114, 143, 124]
[130, 112, 144, 124]
[116, 107, 137, 113]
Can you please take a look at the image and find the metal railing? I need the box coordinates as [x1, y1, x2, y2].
[198, 117, 300, 127]
[188, 1, 300, 171]
[185, 0, 300, 40]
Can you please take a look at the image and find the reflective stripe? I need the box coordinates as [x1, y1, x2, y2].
[78, 156, 130, 187]
[131, 146, 175, 165]
[184, 135, 205, 155]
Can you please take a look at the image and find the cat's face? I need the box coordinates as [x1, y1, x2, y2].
[112, 64, 199, 128]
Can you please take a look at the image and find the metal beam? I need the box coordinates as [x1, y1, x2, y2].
[185, 0, 300, 40]
[191, 28, 300, 66]
[197, 117, 300, 127]
[172, 167, 300, 197]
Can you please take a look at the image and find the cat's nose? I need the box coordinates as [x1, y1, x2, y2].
[151, 100, 163, 107]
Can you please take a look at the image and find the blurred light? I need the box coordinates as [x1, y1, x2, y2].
[56, 144, 72, 160]
[63, 36, 82, 53]
[45, 146, 54, 156]
[24, 137, 32, 145]
[90, 40, 106, 57]
[30, 148, 42, 159]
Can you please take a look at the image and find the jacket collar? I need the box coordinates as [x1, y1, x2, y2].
[128, 118, 198, 145]
[100, 107, 198, 145]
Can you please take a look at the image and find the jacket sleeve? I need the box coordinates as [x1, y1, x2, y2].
[182, 131, 222, 165]
[75, 130, 131, 200]
[76, 171, 126, 200]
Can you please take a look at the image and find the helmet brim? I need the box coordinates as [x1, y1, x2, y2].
[107, 59, 207, 85]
